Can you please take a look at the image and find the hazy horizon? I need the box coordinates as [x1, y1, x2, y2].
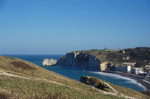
[0, 0, 150, 54]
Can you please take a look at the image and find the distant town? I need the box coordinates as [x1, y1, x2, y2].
[103, 47, 150, 85]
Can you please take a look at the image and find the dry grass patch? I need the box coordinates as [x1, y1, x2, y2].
[10, 61, 36, 70]
[109, 83, 149, 99]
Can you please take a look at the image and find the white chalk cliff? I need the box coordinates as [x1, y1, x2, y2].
[42, 59, 57, 66]
[57, 52, 103, 71]
[42, 51, 108, 71]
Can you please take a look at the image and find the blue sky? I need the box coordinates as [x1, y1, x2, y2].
[0, 0, 150, 54]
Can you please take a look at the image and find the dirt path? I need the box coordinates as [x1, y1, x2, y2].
[0, 70, 139, 99]
[102, 81, 118, 93]
[0, 71, 30, 79]
[0, 70, 84, 92]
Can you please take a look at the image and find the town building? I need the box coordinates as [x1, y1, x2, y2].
[122, 62, 136, 67]
[122, 55, 130, 60]
[131, 68, 144, 74]
[144, 65, 150, 73]
[115, 65, 131, 72]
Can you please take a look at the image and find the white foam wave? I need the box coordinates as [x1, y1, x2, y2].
[89, 71, 131, 80]
[89, 71, 146, 91]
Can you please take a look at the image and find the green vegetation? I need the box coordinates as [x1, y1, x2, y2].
[86, 49, 123, 65]
[80, 76, 113, 92]
[80, 76, 148, 99]
[86, 47, 150, 66]
[125, 47, 150, 61]
[109, 83, 148, 98]
[0, 55, 149, 99]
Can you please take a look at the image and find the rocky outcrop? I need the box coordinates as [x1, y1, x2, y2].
[100, 62, 108, 71]
[56, 51, 106, 71]
[80, 76, 111, 91]
[43, 59, 57, 66]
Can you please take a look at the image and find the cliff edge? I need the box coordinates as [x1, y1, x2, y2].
[56, 51, 109, 71]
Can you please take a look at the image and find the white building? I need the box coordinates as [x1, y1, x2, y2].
[122, 62, 136, 67]
[126, 65, 131, 72]
[131, 68, 144, 74]
[115, 65, 131, 72]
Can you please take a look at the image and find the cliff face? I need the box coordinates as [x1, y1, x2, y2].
[57, 52, 102, 71]
[43, 59, 57, 66]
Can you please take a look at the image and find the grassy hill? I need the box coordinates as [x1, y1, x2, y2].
[85, 47, 150, 66]
[0, 55, 149, 99]
[86, 49, 122, 65]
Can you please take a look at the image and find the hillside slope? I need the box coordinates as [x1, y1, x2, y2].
[0, 55, 148, 99]
[87, 47, 150, 66]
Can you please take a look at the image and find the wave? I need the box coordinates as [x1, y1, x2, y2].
[88, 71, 132, 80]
[89, 71, 146, 91]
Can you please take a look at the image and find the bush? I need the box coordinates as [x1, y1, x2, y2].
[80, 76, 109, 91]
[135, 61, 147, 67]
[0, 93, 8, 99]
[88, 77, 100, 87]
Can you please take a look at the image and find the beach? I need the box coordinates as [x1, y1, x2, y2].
[103, 71, 150, 92]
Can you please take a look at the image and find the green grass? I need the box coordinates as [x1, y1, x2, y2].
[109, 83, 148, 99]
[85, 50, 123, 65]
[0, 76, 125, 99]
[0, 55, 149, 99]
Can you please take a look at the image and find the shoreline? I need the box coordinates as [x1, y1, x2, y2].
[103, 71, 150, 92]
[54, 66, 150, 92]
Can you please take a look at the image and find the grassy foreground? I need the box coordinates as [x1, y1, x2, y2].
[0, 55, 149, 99]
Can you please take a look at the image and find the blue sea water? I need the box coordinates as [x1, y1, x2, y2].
[3, 54, 146, 91]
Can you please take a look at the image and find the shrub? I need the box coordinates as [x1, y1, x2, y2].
[0, 93, 8, 99]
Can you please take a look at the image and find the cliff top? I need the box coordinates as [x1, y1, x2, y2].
[72, 47, 150, 66]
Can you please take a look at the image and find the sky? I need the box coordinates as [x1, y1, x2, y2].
[0, 0, 150, 54]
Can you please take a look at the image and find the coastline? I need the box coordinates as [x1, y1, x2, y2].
[103, 71, 150, 92]
[54, 66, 150, 92]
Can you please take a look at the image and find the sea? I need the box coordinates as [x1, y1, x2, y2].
[3, 54, 146, 91]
